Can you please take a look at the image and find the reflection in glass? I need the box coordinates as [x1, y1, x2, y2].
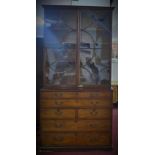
[43, 8, 111, 87]
[46, 48, 76, 85]
[44, 8, 77, 86]
[80, 10, 111, 86]
[80, 48, 110, 85]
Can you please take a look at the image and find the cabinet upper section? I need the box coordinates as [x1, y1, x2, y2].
[43, 6, 113, 88]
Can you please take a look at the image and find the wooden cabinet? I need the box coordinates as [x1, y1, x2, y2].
[39, 5, 113, 150]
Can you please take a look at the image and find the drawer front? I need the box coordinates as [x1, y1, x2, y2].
[40, 99, 77, 108]
[78, 92, 111, 98]
[78, 99, 111, 107]
[40, 109, 75, 119]
[77, 120, 111, 131]
[41, 133, 76, 146]
[41, 120, 77, 131]
[78, 109, 112, 119]
[77, 133, 111, 145]
[40, 99, 111, 108]
[40, 120, 111, 132]
[40, 92, 77, 99]
[40, 91, 112, 99]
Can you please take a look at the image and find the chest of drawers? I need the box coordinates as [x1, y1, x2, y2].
[39, 89, 112, 150]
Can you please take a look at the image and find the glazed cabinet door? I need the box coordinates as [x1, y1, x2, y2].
[44, 7, 77, 86]
[79, 9, 112, 87]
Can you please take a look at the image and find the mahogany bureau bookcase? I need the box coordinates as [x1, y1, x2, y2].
[39, 5, 113, 151]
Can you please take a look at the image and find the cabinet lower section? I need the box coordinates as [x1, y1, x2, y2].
[39, 88, 113, 150]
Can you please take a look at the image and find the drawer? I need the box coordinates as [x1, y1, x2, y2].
[40, 120, 111, 132]
[77, 120, 111, 131]
[40, 109, 75, 119]
[78, 99, 111, 107]
[78, 92, 111, 98]
[40, 92, 77, 99]
[40, 99, 77, 108]
[41, 133, 76, 146]
[41, 120, 77, 131]
[77, 133, 111, 145]
[40, 91, 112, 99]
[40, 99, 111, 108]
[78, 109, 112, 119]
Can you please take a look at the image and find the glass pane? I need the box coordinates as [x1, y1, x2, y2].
[45, 48, 76, 86]
[44, 8, 77, 48]
[81, 10, 111, 31]
[80, 10, 111, 86]
[44, 9, 77, 29]
[44, 8, 77, 86]
[80, 30, 110, 49]
[44, 29, 76, 48]
[80, 48, 110, 86]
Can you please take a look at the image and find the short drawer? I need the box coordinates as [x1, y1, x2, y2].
[78, 109, 112, 119]
[40, 99, 77, 108]
[41, 133, 76, 146]
[77, 120, 111, 131]
[77, 133, 111, 145]
[40, 109, 75, 119]
[41, 120, 77, 131]
[78, 99, 111, 107]
[40, 92, 77, 99]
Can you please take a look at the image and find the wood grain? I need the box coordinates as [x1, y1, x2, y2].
[40, 109, 75, 119]
[40, 99, 111, 108]
[40, 120, 111, 132]
[41, 133, 77, 146]
[77, 132, 111, 145]
[78, 109, 112, 119]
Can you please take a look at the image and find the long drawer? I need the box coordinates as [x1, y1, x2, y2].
[40, 108, 111, 119]
[78, 109, 112, 119]
[40, 99, 111, 108]
[40, 120, 111, 132]
[41, 132, 111, 146]
[40, 91, 111, 99]
[40, 109, 75, 119]
[41, 133, 76, 146]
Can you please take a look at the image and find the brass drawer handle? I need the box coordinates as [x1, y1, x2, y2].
[90, 101, 99, 105]
[54, 93, 63, 97]
[89, 123, 97, 128]
[54, 109, 63, 115]
[59, 93, 63, 97]
[53, 136, 64, 142]
[54, 93, 58, 97]
[54, 101, 63, 105]
[90, 93, 99, 97]
[54, 123, 64, 128]
[90, 109, 98, 116]
[89, 137, 98, 142]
